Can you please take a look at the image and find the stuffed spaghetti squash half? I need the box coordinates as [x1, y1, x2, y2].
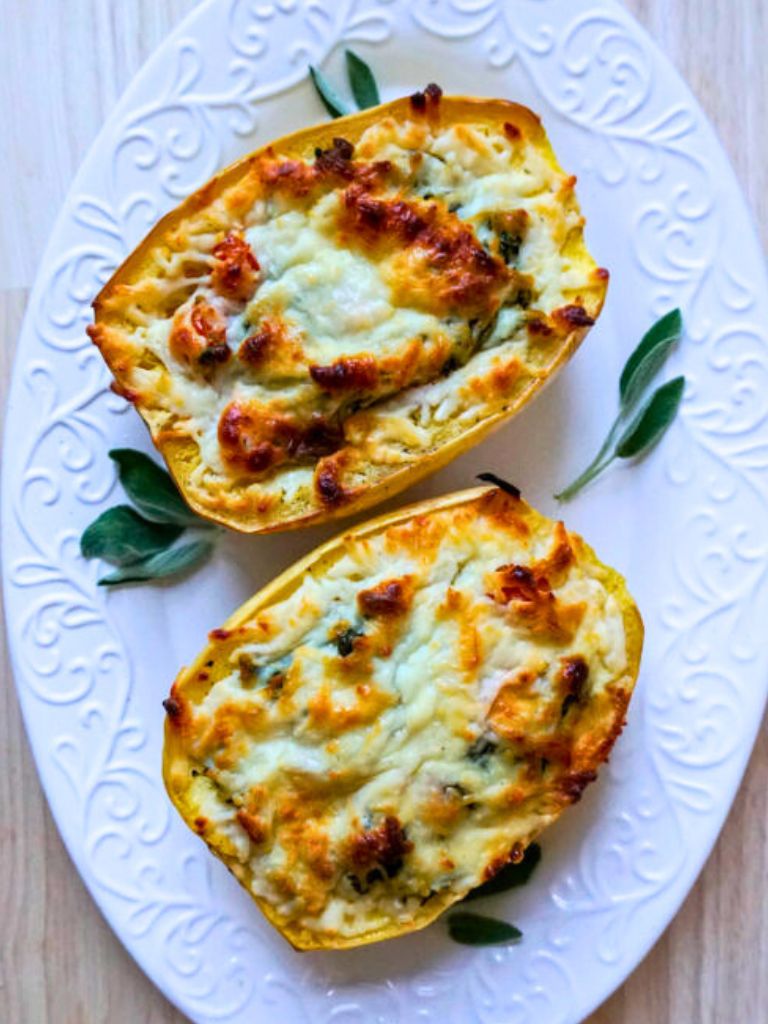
[163, 485, 642, 949]
[89, 89, 608, 532]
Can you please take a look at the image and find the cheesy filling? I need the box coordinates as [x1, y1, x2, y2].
[100, 103, 604, 516]
[167, 492, 631, 940]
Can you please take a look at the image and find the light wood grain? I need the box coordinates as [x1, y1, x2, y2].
[1, 2, 765, 1022]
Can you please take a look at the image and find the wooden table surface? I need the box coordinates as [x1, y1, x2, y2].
[2, 2, 766, 1021]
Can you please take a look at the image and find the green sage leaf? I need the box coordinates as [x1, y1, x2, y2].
[309, 66, 350, 119]
[98, 539, 214, 586]
[615, 376, 685, 459]
[463, 843, 541, 902]
[619, 308, 682, 407]
[109, 448, 201, 527]
[345, 49, 380, 109]
[81, 506, 183, 567]
[447, 912, 522, 946]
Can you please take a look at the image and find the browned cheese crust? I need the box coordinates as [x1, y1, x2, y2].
[89, 92, 608, 532]
[163, 487, 642, 948]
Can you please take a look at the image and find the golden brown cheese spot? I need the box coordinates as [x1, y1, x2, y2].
[218, 402, 342, 475]
[340, 185, 429, 243]
[211, 232, 260, 302]
[438, 588, 482, 677]
[488, 656, 595, 766]
[347, 815, 412, 872]
[169, 298, 228, 367]
[570, 685, 631, 772]
[258, 670, 286, 701]
[310, 356, 379, 393]
[275, 789, 302, 824]
[340, 184, 508, 318]
[316, 137, 394, 190]
[357, 577, 413, 618]
[532, 522, 576, 584]
[218, 402, 290, 475]
[307, 681, 394, 733]
[295, 414, 345, 459]
[477, 488, 531, 537]
[236, 808, 269, 845]
[237, 316, 306, 377]
[487, 664, 566, 751]
[336, 640, 381, 690]
[304, 335, 449, 408]
[195, 701, 267, 765]
[246, 784, 268, 811]
[383, 512, 451, 561]
[267, 803, 337, 913]
[553, 304, 595, 330]
[314, 451, 351, 507]
[303, 829, 335, 882]
[313, 136, 357, 180]
[488, 564, 541, 604]
[409, 82, 443, 114]
[487, 563, 585, 642]
[420, 783, 465, 831]
[238, 327, 270, 366]
[526, 314, 556, 340]
[259, 156, 318, 198]
[465, 354, 524, 402]
[257, 140, 392, 203]
[163, 683, 194, 736]
[503, 121, 523, 142]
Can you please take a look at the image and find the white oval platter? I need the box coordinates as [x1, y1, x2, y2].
[4, 1, 768, 1022]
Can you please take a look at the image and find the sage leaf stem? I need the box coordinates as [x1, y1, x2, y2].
[555, 310, 686, 501]
[553, 417, 622, 502]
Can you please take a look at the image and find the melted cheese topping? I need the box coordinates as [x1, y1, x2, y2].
[91, 97, 607, 527]
[164, 490, 638, 946]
